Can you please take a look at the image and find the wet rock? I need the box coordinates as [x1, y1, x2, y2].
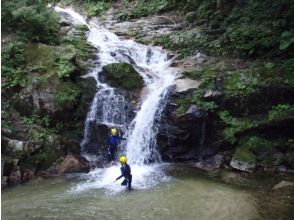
[204, 90, 222, 99]
[193, 154, 225, 170]
[177, 105, 207, 122]
[22, 169, 35, 182]
[15, 76, 59, 115]
[6, 139, 26, 152]
[1, 176, 8, 188]
[175, 78, 201, 93]
[273, 181, 294, 190]
[221, 171, 251, 185]
[230, 158, 257, 172]
[9, 167, 22, 186]
[47, 154, 90, 175]
[275, 166, 287, 172]
[185, 12, 197, 23]
[102, 62, 143, 91]
[59, 17, 71, 27]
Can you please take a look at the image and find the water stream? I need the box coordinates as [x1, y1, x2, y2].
[2, 6, 294, 220]
[54, 7, 179, 191]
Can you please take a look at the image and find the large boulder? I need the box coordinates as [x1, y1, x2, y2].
[273, 181, 294, 190]
[230, 158, 257, 172]
[46, 154, 90, 175]
[102, 62, 143, 91]
[174, 78, 200, 93]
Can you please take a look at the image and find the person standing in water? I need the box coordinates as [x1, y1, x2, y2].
[107, 128, 125, 163]
[115, 155, 132, 190]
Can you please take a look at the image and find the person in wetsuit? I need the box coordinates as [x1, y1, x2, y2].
[116, 155, 132, 190]
[107, 128, 125, 163]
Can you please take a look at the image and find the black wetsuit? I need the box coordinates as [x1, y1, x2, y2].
[116, 163, 132, 190]
[107, 135, 125, 162]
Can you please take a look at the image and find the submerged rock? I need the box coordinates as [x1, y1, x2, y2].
[273, 181, 294, 190]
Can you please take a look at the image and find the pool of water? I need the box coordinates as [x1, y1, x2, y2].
[2, 165, 294, 220]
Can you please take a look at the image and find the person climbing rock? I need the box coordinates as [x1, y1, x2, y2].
[107, 128, 125, 163]
[115, 155, 132, 190]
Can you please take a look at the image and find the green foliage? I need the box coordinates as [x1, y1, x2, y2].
[2, 0, 60, 43]
[175, 97, 191, 114]
[62, 34, 96, 62]
[268, 104, 294, 122]
[56, 57, 76, 78]
[53, 82, 81, 109]
[225, 24, 274, 56]
[85, 0, 112, 17]
[279, 31, 294, 50]
[2, 41, 28, 89]
[19, 144, 60, 171]
[152, 0, 293, 57]
[22, 114, 51, 128]
[62, 0, 112, 17]
[196, 0, 215, 19]
[219, 111, 256, 144]
[281, 58, 294, 85]
[119, 0, 170, 19]
[223, 70, 262, 98]
[221, 0, 293, 57]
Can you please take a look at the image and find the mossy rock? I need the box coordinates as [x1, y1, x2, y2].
[19, 144, 61, 172]
[24, 43, 57, 75]
[102, 63, 143, 91]
[233, 147, 257, 165]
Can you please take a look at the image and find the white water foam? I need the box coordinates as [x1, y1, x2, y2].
[55, 6, 179, 193]
[70, 164, 170, 194]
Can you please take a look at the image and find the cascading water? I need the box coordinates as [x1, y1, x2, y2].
[54, 6, 179, 192]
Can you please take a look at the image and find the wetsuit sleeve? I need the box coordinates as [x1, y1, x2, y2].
[116, 167, 124, 180]
[116, 175, 123, 180]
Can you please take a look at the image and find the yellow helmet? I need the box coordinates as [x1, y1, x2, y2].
[111, 128, 117, 135]
[119, 155, 127, 163]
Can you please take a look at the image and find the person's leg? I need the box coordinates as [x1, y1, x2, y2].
[108, 145, 114, 162]
[121, 179, 127, 186]
[113, 144, 118, 161]
[127, 175, 132, 190]
[107, 145, 112, 162]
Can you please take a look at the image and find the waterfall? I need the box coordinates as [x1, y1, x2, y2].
[54, 6, 179, 191]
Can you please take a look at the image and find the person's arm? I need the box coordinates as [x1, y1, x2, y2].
[118, 136, 126, 140]
[116, 175, 123, 180]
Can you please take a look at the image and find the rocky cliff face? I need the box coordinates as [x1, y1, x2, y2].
[1, 14, 97, 187]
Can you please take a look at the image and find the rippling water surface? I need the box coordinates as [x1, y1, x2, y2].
[2, 166, 294, 220]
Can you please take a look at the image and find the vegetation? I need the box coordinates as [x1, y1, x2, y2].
[1, 0, 97, 180]
[150, 0, 294, 58]
[53, 81, 81, 109]
[60, 0, 112, 17]
[268, 104, 294, 122]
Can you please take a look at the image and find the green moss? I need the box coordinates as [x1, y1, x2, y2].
[234, 147, 257, 164]
[102, 62, 143, 91]
[175, 97, 191, 114]
[24, 44, 56, 70]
